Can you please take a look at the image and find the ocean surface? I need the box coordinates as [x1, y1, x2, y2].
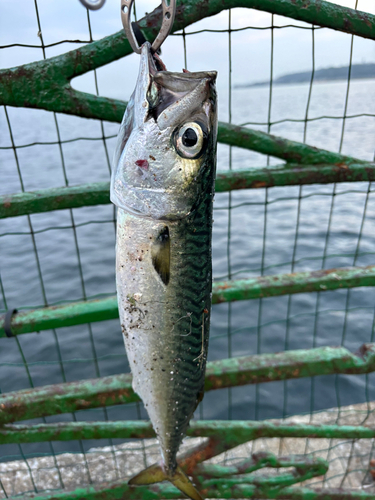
[0, 78, 374, 460]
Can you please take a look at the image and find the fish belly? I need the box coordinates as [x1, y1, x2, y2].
[116, 198, 212, 472]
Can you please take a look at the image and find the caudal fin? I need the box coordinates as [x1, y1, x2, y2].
[129, 463, 203, 500]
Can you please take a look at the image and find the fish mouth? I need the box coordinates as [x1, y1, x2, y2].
[143, 42, 217, 126]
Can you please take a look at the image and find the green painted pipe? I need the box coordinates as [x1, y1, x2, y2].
[1, 266, 374, 337]
[0, 343, 374, 424]
[197, 453, 328, 478]
[1, 162, 374, 219]
[204, 343, 375, 390]
[0, 183, 111, 219]
[212, 265, 375, 304]
[216, 125, 366, 166]
[0, 296, 119, 337]
[215, 162, 375, 190]
[0, 419, 374, 444]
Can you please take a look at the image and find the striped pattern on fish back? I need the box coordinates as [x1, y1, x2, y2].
[162, 184, 214, 471]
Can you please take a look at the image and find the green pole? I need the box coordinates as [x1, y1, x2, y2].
[2, 265, 374, 337]
[0, 419, 374, 444]
[1, 162, 374, 220]
[0, 343, 374, 423]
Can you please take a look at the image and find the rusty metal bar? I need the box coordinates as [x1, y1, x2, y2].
[195, 453, 328, 486]
[180, 437, 225, 476]
[0, 372, 135, 425]
[195, 452, 328, 478]
[195, 454, 328, 490]
[216, 123, 366, 166]
[0, 419, 375, 444]
[1, 343, 375, 424]
[1, 266, 374, 337]
[0, 183, 110, 219]
[0, 296, 118, 337]
[215, 162, 375, 190]
[212, 265, 375, 304]
[204, 343, 375, 389]
[1, 161, 374, 219]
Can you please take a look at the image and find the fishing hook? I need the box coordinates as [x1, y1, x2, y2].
[78, 0, 106, 10]
[121, 0, 176, 55]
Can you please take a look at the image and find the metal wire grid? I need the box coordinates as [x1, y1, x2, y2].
[0, 0, 375, 496]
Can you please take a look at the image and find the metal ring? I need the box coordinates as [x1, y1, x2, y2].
[78, 0, 106, 11]
[4, 309, 17, 338]
[121, 0, 176, 55]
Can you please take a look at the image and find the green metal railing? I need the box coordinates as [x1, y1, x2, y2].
[1, 265, 375, 337]
[1, 343, 375, 425]
[1, 0, 375, 498]
[1, 161, 374, 219]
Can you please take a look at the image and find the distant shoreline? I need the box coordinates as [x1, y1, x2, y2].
[235, 63, 375, 89]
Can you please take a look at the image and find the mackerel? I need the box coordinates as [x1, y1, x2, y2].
[111, 42, 217, 500]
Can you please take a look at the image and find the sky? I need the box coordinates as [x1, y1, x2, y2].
[0, 0, 374, 99]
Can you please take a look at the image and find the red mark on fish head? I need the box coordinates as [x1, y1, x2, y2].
[135, 159, 149, 170]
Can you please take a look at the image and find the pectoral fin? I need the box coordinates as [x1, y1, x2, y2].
[129, 463, 203, 500]
[151, 226, 170, 285]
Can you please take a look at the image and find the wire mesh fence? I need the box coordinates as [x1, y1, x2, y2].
[0, 0, 375, 497]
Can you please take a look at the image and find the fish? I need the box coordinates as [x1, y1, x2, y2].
[110, 41, 217, 500]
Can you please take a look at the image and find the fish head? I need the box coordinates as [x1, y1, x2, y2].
[111, 42, 217, 220]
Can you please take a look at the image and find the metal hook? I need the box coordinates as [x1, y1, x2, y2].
[79, 0, 106, 10]
[121, 0, 176, 55]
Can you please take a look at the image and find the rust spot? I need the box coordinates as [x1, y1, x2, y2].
[216, 282, 230, 290]
[357, 11, 372, 29]
[3, 197, 11, 209]
[76, 399, 91, 408]
[311, 268, 333, 278]
[252, 181, 267, 188]
[343, 17, 353, 32]
[182, 437, 221, 476]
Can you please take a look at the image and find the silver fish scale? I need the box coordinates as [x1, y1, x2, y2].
[116, 184, 213, 472]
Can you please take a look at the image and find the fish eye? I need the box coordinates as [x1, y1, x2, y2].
[174, 122, 206, 159]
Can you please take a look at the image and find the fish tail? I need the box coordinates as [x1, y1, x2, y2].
[129, 463, 204, 500]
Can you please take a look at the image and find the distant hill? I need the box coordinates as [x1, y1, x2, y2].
[235, 63, 375, 88]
